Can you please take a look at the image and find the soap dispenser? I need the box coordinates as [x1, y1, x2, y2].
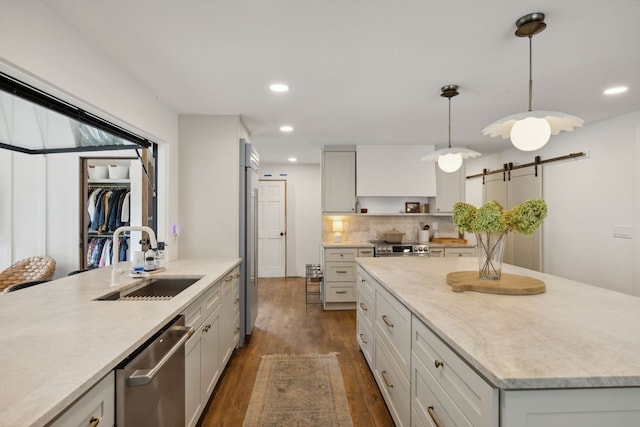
[144, 246, 156, 271]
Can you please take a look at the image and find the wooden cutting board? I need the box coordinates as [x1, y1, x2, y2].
[430, 237, 467, 244]
[446, 271, 545, 295]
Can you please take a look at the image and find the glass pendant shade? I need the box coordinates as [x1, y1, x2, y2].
[437, 152, 464, 172]
[510, 116, 551, 151]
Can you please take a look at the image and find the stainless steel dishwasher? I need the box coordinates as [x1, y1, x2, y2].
[115, 315, 194, 426]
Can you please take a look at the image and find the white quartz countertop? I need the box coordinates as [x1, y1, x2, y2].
[0, 258, 240, 427]
[321, 241, 374, 248]
[356, 257, 640, 390]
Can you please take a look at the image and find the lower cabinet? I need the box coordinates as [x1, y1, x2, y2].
[411, 315, 498, 427]
[357, 265, 497, 427]
[323, 246, 373, 310]
[184, 266, 240, 427]
[49, 372, 115, 427]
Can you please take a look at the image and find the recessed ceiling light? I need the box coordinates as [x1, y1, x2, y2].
[269, 83, 289, 93]
[288, 157, 297, 162]
[604, 86, 628, 95]
[280, 125, 293, 132]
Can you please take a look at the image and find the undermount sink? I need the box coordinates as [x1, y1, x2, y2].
[96, 276, 204, 301]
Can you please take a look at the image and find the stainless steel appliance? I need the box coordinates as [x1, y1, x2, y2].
[371, 240, 429, 257]
[115, 315, 193, 426]
[239, 138, 259, 345]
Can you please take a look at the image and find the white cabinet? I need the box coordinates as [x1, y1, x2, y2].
[184, 280, 221, 427]
[322, 149, 356, 213]
[429, 247, 476, 258]
[357, 145, 436, 197]
[357, 265, 411, 427]
[412, 315, 498, 427]
[323, 246, 372, 310]
[50, 372, 115, 427]
[433, 165, 464, 213]
[219, 267, 239, 367]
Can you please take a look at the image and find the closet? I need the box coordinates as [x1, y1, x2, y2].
[79, 153, 155, 270]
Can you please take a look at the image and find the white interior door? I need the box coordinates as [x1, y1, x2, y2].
[257, 180, 286, 277]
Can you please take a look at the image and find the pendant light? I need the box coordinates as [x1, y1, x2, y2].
[483, 13, 583, 151]
[422, 85, 480, 173]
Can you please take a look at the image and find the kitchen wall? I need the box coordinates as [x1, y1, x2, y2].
[260, 164, 322, 277]
[0, 2, 179, 274]
[466, 110, 640, 296]
[321, 214, 457, 243]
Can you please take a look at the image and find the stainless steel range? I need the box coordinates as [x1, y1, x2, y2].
[370, 240, 429, 257]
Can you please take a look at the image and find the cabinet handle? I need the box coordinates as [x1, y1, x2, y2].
[381, 370, 394, 388]
[89, 417, 100, 427]
[427, 406, 443, 427]
[361, 278, 366, 283]
[336, 291, 347, 294]
[359, 302, 368, 311]
[382, 315, 394, 328]
[359, 333, 368, 345]
[434, 359, 444, 368]
[458, 253, 463, 257]
[225, 275, 233, 282]
[235, 298, 240, 303]
[336, 270, 348, 274]
[432, 250, 442, 254]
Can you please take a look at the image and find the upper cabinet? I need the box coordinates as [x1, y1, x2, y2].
[322, 148, 356, 213]
[433, 165, 464, 213]
[356, 145, 436, 197]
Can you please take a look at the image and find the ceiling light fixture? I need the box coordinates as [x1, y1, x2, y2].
[422, 85, 480, 173]
[288, 157, 297, 162]
[483, 13, 583, 151]
[280, 125, 293, 132]
[269, 83, 289, 93]
[604, 86, 628, 95]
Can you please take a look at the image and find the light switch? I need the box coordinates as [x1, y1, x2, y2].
[612, 225, 633, 239]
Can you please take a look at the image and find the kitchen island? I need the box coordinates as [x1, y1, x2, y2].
[356, 256, 640, 426]
[0, 258, 240, 427]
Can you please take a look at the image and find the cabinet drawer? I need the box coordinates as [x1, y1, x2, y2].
[357, 316, 374, 369]
[375, 337, 410, 427]
[325, 248, 357, 262]
[325, 263, 357, 281]
[357, 247, 374, 257]
[412, 353, 459, 427]
[412, 315, 498, 427]
[357, 288, 374, 329]
[183, 282, 221, 329]
[325, 283, 356, 302]
[445, 247, 476, 257]
[357, 266, 375, 301]
[428, 248, 445, 258]
[50, 372, 114, 427]
[375, 284, 411, 379]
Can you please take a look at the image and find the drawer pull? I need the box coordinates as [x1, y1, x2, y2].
[336, 270, 348, 274]
[225, 275, 233, 282]
[427, 406, 443, 427]
[359, 333, 368, 345]
[361, 278, 366, 283]
[458, 253, 463, 257]
[89, 417, 100, 427]
[381, 370, 394, 388]
[359, 302, 368, 311]
[434, 359, 444, 368]
[336, 290, 348, 294]
[382, 315, 394, 328]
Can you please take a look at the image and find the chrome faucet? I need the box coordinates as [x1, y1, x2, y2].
[111, 226, 158, 286]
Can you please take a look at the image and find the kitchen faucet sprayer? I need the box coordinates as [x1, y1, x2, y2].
[111, 226, 158, 286]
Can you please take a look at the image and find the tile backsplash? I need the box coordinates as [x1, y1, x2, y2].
[322, 214, 460, 243]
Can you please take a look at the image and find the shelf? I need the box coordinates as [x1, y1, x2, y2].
[88, 179, 131, 185]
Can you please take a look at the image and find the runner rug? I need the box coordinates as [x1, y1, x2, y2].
[242, 353, 354, 426]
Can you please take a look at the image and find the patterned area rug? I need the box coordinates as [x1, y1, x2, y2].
[243, 353, 354, 426]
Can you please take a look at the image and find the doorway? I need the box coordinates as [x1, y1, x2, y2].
[257, 180, 286, 277]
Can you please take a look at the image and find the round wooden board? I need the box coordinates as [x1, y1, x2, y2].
[446, 271, 546, 295]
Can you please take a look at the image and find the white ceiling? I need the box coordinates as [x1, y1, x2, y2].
[43, 0, 640, 163]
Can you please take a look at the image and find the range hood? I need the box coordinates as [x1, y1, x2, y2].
[0, 71, 152, 155]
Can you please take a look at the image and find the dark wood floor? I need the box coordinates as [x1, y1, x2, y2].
[200, 276, 394, 426]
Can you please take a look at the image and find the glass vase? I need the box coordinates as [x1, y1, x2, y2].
[475, 231, 507, 280]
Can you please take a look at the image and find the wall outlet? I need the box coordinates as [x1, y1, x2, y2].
[612, 224, 633, 239]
